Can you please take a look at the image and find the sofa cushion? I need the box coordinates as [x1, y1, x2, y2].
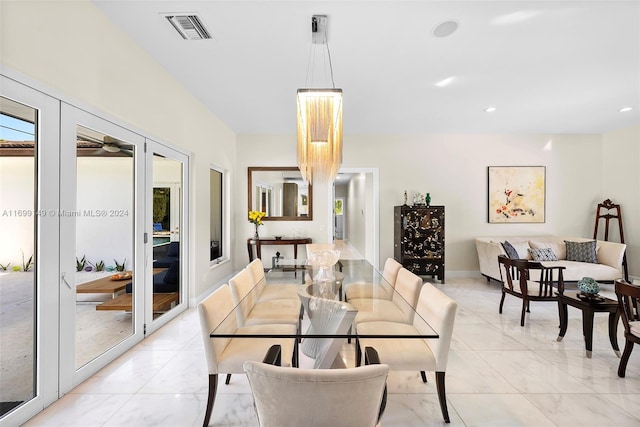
[529, 247, 558, 261]
[565, 240, 597, 263]
[530, 240, 567, 260]
[501, 241, 520, 259]
[506, 241, 532, 259]
[167, 241, 180, 257]
[163, 260, 180, 284]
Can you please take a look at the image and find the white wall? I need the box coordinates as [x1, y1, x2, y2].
[76, 157, 134, 270]
[0, 157, 35, 267]
[1, 0, 237, 299]
[602, 124, 640, 278]
[237, 133, 605, 273]
[346, 174, 367, 260]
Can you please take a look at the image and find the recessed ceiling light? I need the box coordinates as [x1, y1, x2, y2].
[484, 106, 497, 113]
[433, 20, 459, 38]
[434, 76, 457, 88]
[619, 107, 633, 112]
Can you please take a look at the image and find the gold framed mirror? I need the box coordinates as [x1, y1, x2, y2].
[248, 167, 312, 221]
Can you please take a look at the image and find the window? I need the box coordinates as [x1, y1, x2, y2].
[210, 167, 224, 262]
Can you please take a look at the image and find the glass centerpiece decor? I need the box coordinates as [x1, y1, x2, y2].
[307, 249, 340, 284]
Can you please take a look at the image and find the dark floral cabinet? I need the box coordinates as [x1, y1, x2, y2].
[394, 205, 445, 283]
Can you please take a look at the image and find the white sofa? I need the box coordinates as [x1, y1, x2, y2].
[476, 236, 626, 283]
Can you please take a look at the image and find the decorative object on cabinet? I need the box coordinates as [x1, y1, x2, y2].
[487, 166, 545, 223]
[394, 205, 445, 283]
[412, 192, 425, 206]
[425, 193, 431, 207]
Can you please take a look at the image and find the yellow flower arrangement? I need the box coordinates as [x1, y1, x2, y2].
[248, 210, 266, 226]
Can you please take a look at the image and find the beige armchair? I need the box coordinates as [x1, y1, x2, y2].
[349, 268, 423, 325]
[247, 258, 300, 301]
[357, 282, 457, 423]
[244, 346, 389, 427]
[228, 268, 301, 327]
[197, 284, 297, 426]
[345, 258, 402, 301]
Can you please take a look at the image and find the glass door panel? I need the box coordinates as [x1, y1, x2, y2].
[59, 104, 145, 391]
[149, 153, 182, 321]
[0, 96, 37, 417]
[74, 125, 136, 368]
[0, 77, 60, 426]
[146, 144, 188, 333]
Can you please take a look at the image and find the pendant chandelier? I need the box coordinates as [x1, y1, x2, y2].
[297, 15, 343, 183]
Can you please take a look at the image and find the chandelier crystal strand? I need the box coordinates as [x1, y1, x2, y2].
[297, 89, 342, 182]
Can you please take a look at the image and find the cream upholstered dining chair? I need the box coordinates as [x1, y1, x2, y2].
[244, 346, 389, 427]
[615, 279, 640, 377]
[349, 268, 423, 325]
[197, 284, 297, 427]
[247, 258, 300, 302]
[357, 282, 457, 423]
[228, 268, 301, 328]
[345, 258, 403, 301]
[498, 255, 565, 326]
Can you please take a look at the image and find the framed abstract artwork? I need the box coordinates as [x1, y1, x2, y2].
[488, 166, 546, 223]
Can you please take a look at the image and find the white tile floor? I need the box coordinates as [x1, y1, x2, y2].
[25, 277, 640, 426]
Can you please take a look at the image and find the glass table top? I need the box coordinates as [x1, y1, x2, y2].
[209, 259, 438, 340]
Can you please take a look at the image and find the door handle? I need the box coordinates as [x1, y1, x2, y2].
[61, 272, 72, 289]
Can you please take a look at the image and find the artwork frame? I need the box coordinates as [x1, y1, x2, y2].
[488, 166, 546, 223]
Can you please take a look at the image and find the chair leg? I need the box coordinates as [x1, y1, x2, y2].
[499, 291, 506, 313]
[355, 338, 362, 367]
[435, 371, 450, 423]
[520, 299, 527, 326]
[618, 340, 634, 378]
[225, 374, 231, 385]
[420, 371, 427, 383]
[203, 374, 218, 427]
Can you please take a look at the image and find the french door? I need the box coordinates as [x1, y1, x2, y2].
[0, 76, 189, 425]
[0, 76, 60, 425]
[144, 141, 189, 334]
[58, 103, 147, 390]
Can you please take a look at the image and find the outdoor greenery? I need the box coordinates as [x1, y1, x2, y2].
[114, 258, 127, 272]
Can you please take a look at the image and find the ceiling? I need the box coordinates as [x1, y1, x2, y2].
[93, 1, 640, 135]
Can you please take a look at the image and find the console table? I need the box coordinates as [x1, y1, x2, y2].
[247, 237, 312, 262]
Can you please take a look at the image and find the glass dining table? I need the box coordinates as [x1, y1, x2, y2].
[209, 259, 438, 369]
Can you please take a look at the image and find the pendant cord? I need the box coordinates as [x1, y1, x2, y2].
[303, 21, 336, 89]
[326, 40, 336, 89]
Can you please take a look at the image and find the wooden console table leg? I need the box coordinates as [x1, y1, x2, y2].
[247, 242, 254, 262]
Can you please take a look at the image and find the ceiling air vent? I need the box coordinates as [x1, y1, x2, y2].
[165, 14, 211, 40]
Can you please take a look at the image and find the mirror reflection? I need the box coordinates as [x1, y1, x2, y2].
[248, 167, 312, 221]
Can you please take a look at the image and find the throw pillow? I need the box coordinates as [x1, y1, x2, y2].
[528, 247, 558, 261]
[501, 241, 520, 259]
[530, 241, 567, 260]
[565, 240, 598, 263]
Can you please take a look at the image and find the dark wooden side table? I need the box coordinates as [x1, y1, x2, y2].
[247, 237, 312, 263]
[556, 291, 621, 358]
